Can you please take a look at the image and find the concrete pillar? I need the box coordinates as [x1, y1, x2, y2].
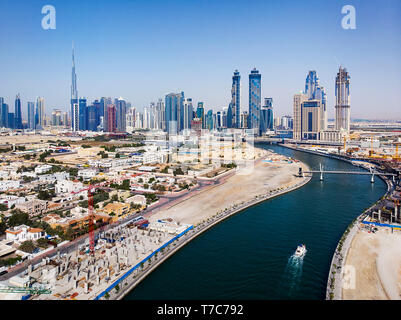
[84, 282, 89, 294]
[97, 276, 100, 286]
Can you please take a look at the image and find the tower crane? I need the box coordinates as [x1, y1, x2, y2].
[72, 180, 111, 256]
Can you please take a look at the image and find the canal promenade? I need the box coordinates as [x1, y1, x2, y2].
[103, 166, 312, 300]
[326, 174, 394, 299]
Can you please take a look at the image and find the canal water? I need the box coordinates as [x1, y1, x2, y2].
[125, 144, 386, 300]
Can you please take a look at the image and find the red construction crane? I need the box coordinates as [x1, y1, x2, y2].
[72, 180, 111, 256]
[88, 188, 95, 256]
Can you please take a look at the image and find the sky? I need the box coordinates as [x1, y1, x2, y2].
[0, 0, 400, 120]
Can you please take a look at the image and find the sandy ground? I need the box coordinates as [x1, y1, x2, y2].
[149, 151, 306, 226]
[343, 227, 401, 300]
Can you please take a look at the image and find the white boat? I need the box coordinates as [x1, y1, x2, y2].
[294, 244, 306, 257]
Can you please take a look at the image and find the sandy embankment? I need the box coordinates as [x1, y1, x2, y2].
[343, 228, 401, 300]
[149, 150, 306, 226]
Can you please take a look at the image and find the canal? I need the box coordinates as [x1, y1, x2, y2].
[125, 144, 387, 300]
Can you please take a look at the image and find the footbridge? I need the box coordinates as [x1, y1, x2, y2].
[299, 164, 398, 183]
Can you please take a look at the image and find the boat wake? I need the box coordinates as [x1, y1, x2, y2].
[279, 252, 307, 297]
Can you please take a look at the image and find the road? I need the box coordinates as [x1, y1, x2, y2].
[0, 170, 235, 282]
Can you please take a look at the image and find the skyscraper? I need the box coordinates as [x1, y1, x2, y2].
[86, 104, 99, 131]
[183, 98, 193, 130]
[78, 98, 87, 131]
[165, 93, 183, 134]
[71, 44, 78, 130]
[27, 102, 35, 129]
[226, 103, 233, 128]
[304, 71, 327, 131]
[231, 70, 241, 128]
[335, 66, 351, 133]
[260, 98, 274, 135]
[72, 102, 79, 131]
[0, 97, 4, 128]
[205, 110, 214, 130]
[116, 97, 127, 132]
[196, 102, 205, 128]
[36, 97, 45, 129]
[248, 68, 261, 133]
[156, 99, 165, 130]
[14, 94, 22, 129]
[52, 109, 62, 126]
[1, 103, 8, 128]
[293, 93, 308, 140]
[107, 104, 117, 133]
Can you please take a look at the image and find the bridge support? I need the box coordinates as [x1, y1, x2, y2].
[371, 174, 375, 183]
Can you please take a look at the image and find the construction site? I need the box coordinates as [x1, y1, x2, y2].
[0, 219, 192, 300]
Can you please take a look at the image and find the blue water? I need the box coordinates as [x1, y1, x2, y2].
[125, 144, 386, 300]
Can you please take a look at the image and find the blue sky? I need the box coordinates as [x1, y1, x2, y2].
[0, 0, 400, 119]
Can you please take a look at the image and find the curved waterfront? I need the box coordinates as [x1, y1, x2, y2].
[125, 144, 387, 300]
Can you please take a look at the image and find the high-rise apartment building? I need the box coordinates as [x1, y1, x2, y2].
[304, 71, 327, 131]
[293, 93, 308, 140]
[72, 102, 79, 131]
[260, 98, 274, 135]
[52, 109, 62, 126]
[14, 94, 22, 129]
[27, 102, 35, 129]
[231, 70, 241, 128]
[165, 93, 183, 134]
[335, 66, 351, 133]
[183, 98, 193, 130]
[107, 104, 116, 133]
[78, 98, 87, 131]
[116, 97, 127, 132]
[248, 68, 261, 133]
[1, 103, 8, 128]
[36, 97, 45, 129]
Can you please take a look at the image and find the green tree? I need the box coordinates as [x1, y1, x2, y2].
[18, 240, 36, 253]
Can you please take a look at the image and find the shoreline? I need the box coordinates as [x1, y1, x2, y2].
[332, 175, 393, 300]
[276, 143, 391, 300]
[104, 159, 312, 300]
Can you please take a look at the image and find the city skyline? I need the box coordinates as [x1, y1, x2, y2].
[0, 0, 400, 120]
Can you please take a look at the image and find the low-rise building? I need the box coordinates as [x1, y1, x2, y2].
[126, 194, 146, 207]
[35, 164, 52, 174]
[109, 190, 131, 201]
[103, 202, 130, 222]
[0, 195, 26, 209]
[15, 199, 47, 216]
[55, 180, 84, 195]
[5, 225, 46, 243]
[0, 180, 21, 191]
[77, 169, 97, 180]
[38, 172, 70, 183]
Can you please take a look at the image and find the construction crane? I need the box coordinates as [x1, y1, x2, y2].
[0, 285, 51, 295]
[72, 180, 111, 256]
